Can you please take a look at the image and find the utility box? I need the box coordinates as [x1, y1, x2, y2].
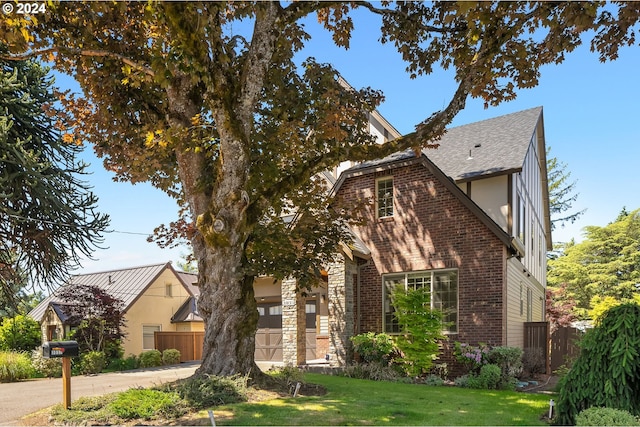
[43, 341, 79, 358]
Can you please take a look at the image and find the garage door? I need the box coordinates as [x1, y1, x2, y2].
[255, 300, 318, 362]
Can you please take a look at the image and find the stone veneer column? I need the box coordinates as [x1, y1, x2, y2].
[281, 277, 306, 366]
[327, 255, 356, 367]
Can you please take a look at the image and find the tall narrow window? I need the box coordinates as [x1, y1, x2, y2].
[376, 177, 394, 218]
[165, 283, 173, 297]
[142, 325, 161, 350]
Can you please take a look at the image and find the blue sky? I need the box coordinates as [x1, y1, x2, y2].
[66, 9, 640, 274]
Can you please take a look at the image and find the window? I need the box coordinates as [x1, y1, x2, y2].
[526, 288, 533, 322]
[143, 325, 161, 350]
[376, 177, 394, 218]
[165, 283, 173, 297]
[516, 193, 526, 243]
[383, 270, 458, 334]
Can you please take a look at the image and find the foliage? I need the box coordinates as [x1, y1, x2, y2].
[162, 348, 181, 365]
[589, 294, 640, 324]
[423, 374, 445, 386]
[523, 347, 547, 375]
[575, 407, 640, 426]
[80, 350, 106, 375]
[0, 55, 109, 300]
[139, 350, 162, 368]
[50, 394, 118, 426]
[2, 1, 638, 376]
[454, 342, 490, 374]
[106, 354, 138, 372]
[31, 348, 62, 377]
[487, 346, 523, 379]
[109, 388, 188, 420]
[548, 209, 640, 317]
[0, 350, 35, 382]
[390, 285, 446, 376]
[175, 374, 249, 409]
[546, 284, 577, 334]
[547, 147, 586, 231]
[0, 314, 41, 351]
[57, 283, 125, 357]
[339, 362, 408, 383]
[555, 303, 640, 425]
[350, 332, 397, 365]
[268, 365, 305, 388]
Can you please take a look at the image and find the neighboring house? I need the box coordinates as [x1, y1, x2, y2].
[29, 262, 201, 357]
[256, 106, 551, 368]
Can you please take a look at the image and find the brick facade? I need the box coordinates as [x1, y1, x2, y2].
[338, 162, 508, 349]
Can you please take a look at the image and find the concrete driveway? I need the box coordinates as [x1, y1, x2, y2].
[0, 362, 200, 425]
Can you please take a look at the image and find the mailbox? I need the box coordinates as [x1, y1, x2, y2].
[43, 341, 79, 358]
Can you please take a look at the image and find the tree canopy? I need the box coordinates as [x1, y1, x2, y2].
[547, 208, 640, 318]
[0, 54, 109, 306]
[1, 2, 638, 377]
[547, 147, 586, 232]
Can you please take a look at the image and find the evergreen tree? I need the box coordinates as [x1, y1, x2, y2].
[0, 54, 109, 301]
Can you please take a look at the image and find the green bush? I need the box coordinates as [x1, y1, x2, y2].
[340, 362, 408, 382]
[390, 286, 446, 376]
[0, 315, 42, 352]
[487, 346, 523, 378]
[107, 354, 138, 371]
[268, 365, 305, 388]
[556, 303, 640, 425]
[350, 332, 397, 365]
[0, 351, 36, 382]
[162, 348, 181, 365]
[423, 374, 444, 386]
[109, 388, 187, 420]
[138, 350, 162, 368]
[576, 407, 640, 426]
[176, 374, 248, 409]
[31, 348, 62, 377]
[80, 351, 106, 374]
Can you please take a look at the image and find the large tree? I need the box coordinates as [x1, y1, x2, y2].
[0, 54, 109, 307]
[547, 208, 640, 318]
[547, 147, 586, 232]
[1, 2, 638, 378]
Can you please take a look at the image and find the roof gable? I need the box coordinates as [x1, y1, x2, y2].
[425, 106, 543, 182]
[29, 262, 187, 322]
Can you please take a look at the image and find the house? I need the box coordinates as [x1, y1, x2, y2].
[29, 262, 201, 357]
[256, 106, 551, 368]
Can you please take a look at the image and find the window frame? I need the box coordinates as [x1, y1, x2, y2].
[142, 324, 162, 350]
[376, 176, 394, 219]
[382, 269, 458, 335]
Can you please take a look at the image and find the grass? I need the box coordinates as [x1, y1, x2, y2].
[44, 373, 554, 426]
[213, 373, 553, 426]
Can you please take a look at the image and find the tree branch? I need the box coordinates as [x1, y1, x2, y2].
[1, 47, 155, 77]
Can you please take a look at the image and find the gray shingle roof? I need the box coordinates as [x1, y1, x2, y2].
[424, 106, 543, 181]
[29, 262, 185, 322]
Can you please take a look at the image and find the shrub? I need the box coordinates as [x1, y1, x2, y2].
[0, 315, 41, 352]
[487, 346, 523, 378]
[556, 303, 640, 425]
[31, 348, 62, 377]
[453, 342, 490, 374]
[423, 374, 444, 386]
[109, 388, 187, 420]
[523, 347, 546, 375]
[390, 286, 446, 376]
[269, 365, 305, 388]
[0, 351, 35, 382]
[162, 348, 181, 365]
[139, 350, 162, 368]
[350, 332, 396, 365]
[176, 374, 248, 409]
[106, 354, 139, 371]
[80, 351, 106, 374]
[576, 407, 640, 426]
[340, 362, 408, 382]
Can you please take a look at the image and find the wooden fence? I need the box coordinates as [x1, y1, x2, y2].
[550, 326, 582, 372]
[154, 331, 204, 362]
[524, 322, 550, 374]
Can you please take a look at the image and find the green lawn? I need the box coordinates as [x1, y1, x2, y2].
[215, 373, 554, 426]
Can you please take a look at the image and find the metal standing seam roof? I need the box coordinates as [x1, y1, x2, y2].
[29, 262, 189, 322]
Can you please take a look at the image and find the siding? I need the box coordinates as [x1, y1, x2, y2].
[505, 258, 546, 348]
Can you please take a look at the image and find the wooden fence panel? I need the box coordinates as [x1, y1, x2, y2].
[550, 326, 582, 372]
[524, 322, 550, 374]
[155, 331, 204, 362]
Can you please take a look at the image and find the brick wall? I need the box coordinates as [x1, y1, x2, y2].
[338, 162, 507, 349]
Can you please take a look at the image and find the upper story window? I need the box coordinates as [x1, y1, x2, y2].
[376, 177, 394, 218]
[516, 193, 526, 243]
[165, 283, 173, 297]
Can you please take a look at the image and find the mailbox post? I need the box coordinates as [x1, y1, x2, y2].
[43, 341, 79, 409]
